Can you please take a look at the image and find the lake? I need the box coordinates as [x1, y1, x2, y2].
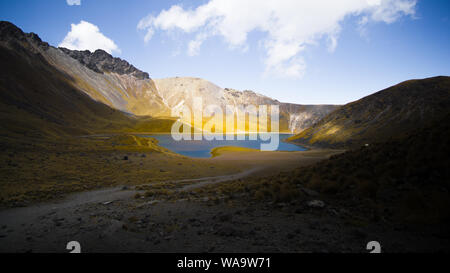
[144, 134, 306, 158]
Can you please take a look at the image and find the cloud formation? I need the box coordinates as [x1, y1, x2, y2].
[138, 0, 416, 78]
[59, 21, 120, 54]
[66, 0, 81, 6]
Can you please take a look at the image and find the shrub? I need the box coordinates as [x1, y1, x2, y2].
[253, 189, 267, 201]
[357, 180, 378, 199]
[273, 183, 299, 203]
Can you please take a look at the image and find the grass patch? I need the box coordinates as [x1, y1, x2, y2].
[210, 146, 260, 158]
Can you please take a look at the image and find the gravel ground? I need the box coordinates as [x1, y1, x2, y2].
[1, 182, 448, 253]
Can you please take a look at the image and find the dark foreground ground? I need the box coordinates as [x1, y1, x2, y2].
[0, 179, 448, 253]
[1, 131, 448, 253]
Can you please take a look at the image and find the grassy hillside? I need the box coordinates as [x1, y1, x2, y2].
[289, 76, 450, 148]
[206, 113, 450, 225]
[294, 113, 450, 224]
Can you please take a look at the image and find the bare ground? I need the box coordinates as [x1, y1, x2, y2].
[1, 150, 448, 253]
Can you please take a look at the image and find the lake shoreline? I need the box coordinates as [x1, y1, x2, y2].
[142, 133, 307, 158]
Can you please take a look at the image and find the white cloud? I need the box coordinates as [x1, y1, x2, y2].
[59, 21, 120, 54]
[66, 0, 81, 6]
[187, 33, 208, 56]
[138, 0, 416, 78]
[188, 39, 202, 56]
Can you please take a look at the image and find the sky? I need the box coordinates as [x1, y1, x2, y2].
[0, 0, 449, 104]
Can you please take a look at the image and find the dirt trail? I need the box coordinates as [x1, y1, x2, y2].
[0, 166, 447, 253]
[0, 168, 261, 236]
[179, 167, 261, 191]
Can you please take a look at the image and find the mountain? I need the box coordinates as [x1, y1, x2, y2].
[0, 21, 175, 143]
[288, 76, 450, 147]
[154, 77, 339, 132]
[0, 21, 338, 135]
[42, 46, 171, 118]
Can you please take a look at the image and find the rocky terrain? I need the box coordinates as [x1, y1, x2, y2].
[155, 78, 338, 133]
[1, 172, 447, 253]
[289, 76, 450, 147]
[59, 48, 150, 80]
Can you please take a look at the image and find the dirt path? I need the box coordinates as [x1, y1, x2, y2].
[0, 164, 448, 253]
[177, 167, 263, 191]
[0, 168, 261, 242]
[0, 149, 347, 253]
[4, 149, 442, 253]
[1, 183, 447, 253]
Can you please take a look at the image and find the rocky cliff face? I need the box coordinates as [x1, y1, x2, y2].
[59, 48, 150, 80]
[0, 21, 49, 53]
[223, 88, 338, 132]
[0, 21, 339, 133]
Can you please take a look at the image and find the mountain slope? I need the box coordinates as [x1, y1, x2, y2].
[292, 112, 450, 224]
[1, 21, 338, 134]
[44, 46, 171, 117]
[155, 77, 339, 133]
[289, 76, 450, 147]
[0, 21, 175, 143]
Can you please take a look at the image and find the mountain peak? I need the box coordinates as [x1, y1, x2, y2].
[0, 21, 50, 52]
[0, 21, 25, 41]
[1, 21, 149, 80]
[59, 47, 150, 80]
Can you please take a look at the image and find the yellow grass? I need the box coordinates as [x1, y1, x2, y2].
[210, 146, 260, 157]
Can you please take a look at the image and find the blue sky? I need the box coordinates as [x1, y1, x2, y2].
[0, 0, 449, 104]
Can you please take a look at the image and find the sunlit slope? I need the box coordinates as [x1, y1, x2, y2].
[289, 76, 450, 148]
[0, 22, 171, 118]
[21, 31, 170, 117]
[0, 21, 175, 143]
[44, 48, 172, 117]
[155, 77, 339, 133]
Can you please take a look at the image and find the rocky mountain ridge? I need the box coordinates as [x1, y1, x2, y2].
[59, 48, 150, 80]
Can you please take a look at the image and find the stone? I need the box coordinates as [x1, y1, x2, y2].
[218, 214, 232, 222]
[301, 188, 319, 197]
[351, 229, 368, 239]
[307, 200, 325, 208]
[216, 226, 238, 237]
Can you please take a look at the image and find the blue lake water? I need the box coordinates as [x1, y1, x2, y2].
[144, 134, 306, 158]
